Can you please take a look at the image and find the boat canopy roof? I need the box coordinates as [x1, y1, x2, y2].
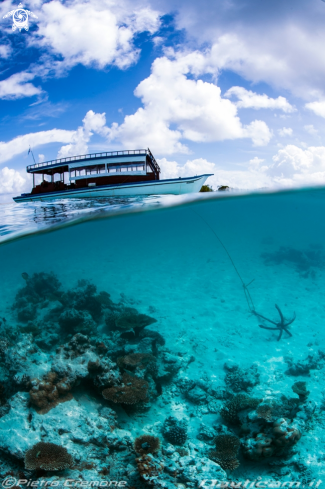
[27, 149, 160, 175]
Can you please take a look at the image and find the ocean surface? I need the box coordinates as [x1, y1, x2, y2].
[1, 189, 325, 485]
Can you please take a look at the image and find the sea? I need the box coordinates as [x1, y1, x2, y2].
[0, 189, 325, 485]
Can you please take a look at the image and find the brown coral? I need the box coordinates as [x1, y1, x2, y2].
[29, 372, 72, 414]
[106, 307, 157, 333]
[134, 435, 160, 455]
[209, 434, 240, 471]
[273, 418, 301, 446]
[136, 453, 164, 485]
[102, 372, 148, 405]
[117, 353, 156, 370]
[292, 381, 309, 401]
[243, 433, 274, 460]
[256, 400, 279, 421]
[220, 394, 261, 424]
[25, 442, 73, 471]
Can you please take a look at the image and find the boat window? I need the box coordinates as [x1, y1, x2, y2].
[121, 167, 127, 172]
[137, 165, 144, 171]
[109, 168, 116, 173]
[70, 170, 76, 178]
[98, 165, 106, 174]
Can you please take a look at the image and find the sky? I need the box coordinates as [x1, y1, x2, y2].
[2, 0, 325, 198]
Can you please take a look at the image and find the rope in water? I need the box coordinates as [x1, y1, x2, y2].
[195, 211, 256, 313]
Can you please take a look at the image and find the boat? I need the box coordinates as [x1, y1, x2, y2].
[13, 148, 213, 202]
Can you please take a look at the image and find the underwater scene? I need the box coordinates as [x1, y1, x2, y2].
[1, 189, 325, 488]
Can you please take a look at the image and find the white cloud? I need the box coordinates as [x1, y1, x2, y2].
[249, 156, 266, 171]
[38, 154, 45, 163]
[278, 127, 293, 137]
[305, 100, 325, 118]
[225, 86, 295, 112]
[0, 72, 42, 100]
[243, 120, 272, 147]
[151, 1, 325, 98]
[0, 110, 109, 165]
[159, 157, 215, 180]
[34, 0, 160, 70]
[57, 110, 109, 158]
[158, 157, 271, 189]
[304, 124, 318, 136]
[269, 144, 325, 185]
[107, 56, 272, 154]
[0, 129, 74, 165]
[0, 45, 10, 59]
[159, 144, 325, 190]
[0, 167, 29, 195]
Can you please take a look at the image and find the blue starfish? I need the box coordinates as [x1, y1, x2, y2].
[253, 304, 296, 341]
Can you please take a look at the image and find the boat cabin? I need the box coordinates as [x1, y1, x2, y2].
[27, 149, 161, 195]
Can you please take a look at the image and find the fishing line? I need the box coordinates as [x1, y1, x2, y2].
[194, 210, 256, 313]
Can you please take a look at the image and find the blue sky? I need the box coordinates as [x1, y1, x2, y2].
[2, 0, 325, 197]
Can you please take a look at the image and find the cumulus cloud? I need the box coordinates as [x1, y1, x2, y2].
[0, 45, 10, 59]
[0, 72, 42, 100]
[107, 56, 272, 153]
[160, 143, 325, 190]
[150, 0, 325, 98]
[0, 167, 29, 195]
[34, 0, 160, 70]
[57, 110, 109, 158]
[304, 125, 318, 136]
[0, 110, 109, 164]
[278, 127, 293, 137]
[225, 87, 295, 112]
[0, 129, 74, 165]
[158, 157, 271, 189]
[305, 100, 325, 118]
[269, 145, 325, 185]
[159, 157, 215, 180]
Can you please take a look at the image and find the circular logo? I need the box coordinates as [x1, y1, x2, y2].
[13, 8, 29, 31]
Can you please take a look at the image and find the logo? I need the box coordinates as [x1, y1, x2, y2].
[3, 3, 38, 32]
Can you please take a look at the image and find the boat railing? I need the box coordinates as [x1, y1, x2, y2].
[27, 149, 150, 172]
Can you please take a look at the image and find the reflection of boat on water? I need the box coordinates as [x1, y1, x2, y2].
[13, 148, 213, 202]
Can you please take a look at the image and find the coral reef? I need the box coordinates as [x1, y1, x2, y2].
[272, 418, 302, 447]
[243, 433, 274, 460]
[261, 245, 325, 277]
[134, 435, 161, 455]
[285, 350, 325, 375]
[29, 371, 72, 414]
[106, 307, 157, 335]
[163, 417, 188, 445]
[220, 394, 261, 424]
[117, 353, 156, 373]
[0, 269, 320, 485]
[102, 372, 149, 405]
[292, 381, 310, 401]
[209, 434, 240, 471]
[136, 453, 164, 485]
[224, 363, 260, 392]
[243, 418, 301, 461]
[25, 441, 73, 471]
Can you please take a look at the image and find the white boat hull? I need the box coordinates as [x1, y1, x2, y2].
[13, 174, 212, 202]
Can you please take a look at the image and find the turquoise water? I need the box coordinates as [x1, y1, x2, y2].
[1, 189, 325, 485]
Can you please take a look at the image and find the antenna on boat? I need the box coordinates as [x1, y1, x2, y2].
[28, 146, 36, 165]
